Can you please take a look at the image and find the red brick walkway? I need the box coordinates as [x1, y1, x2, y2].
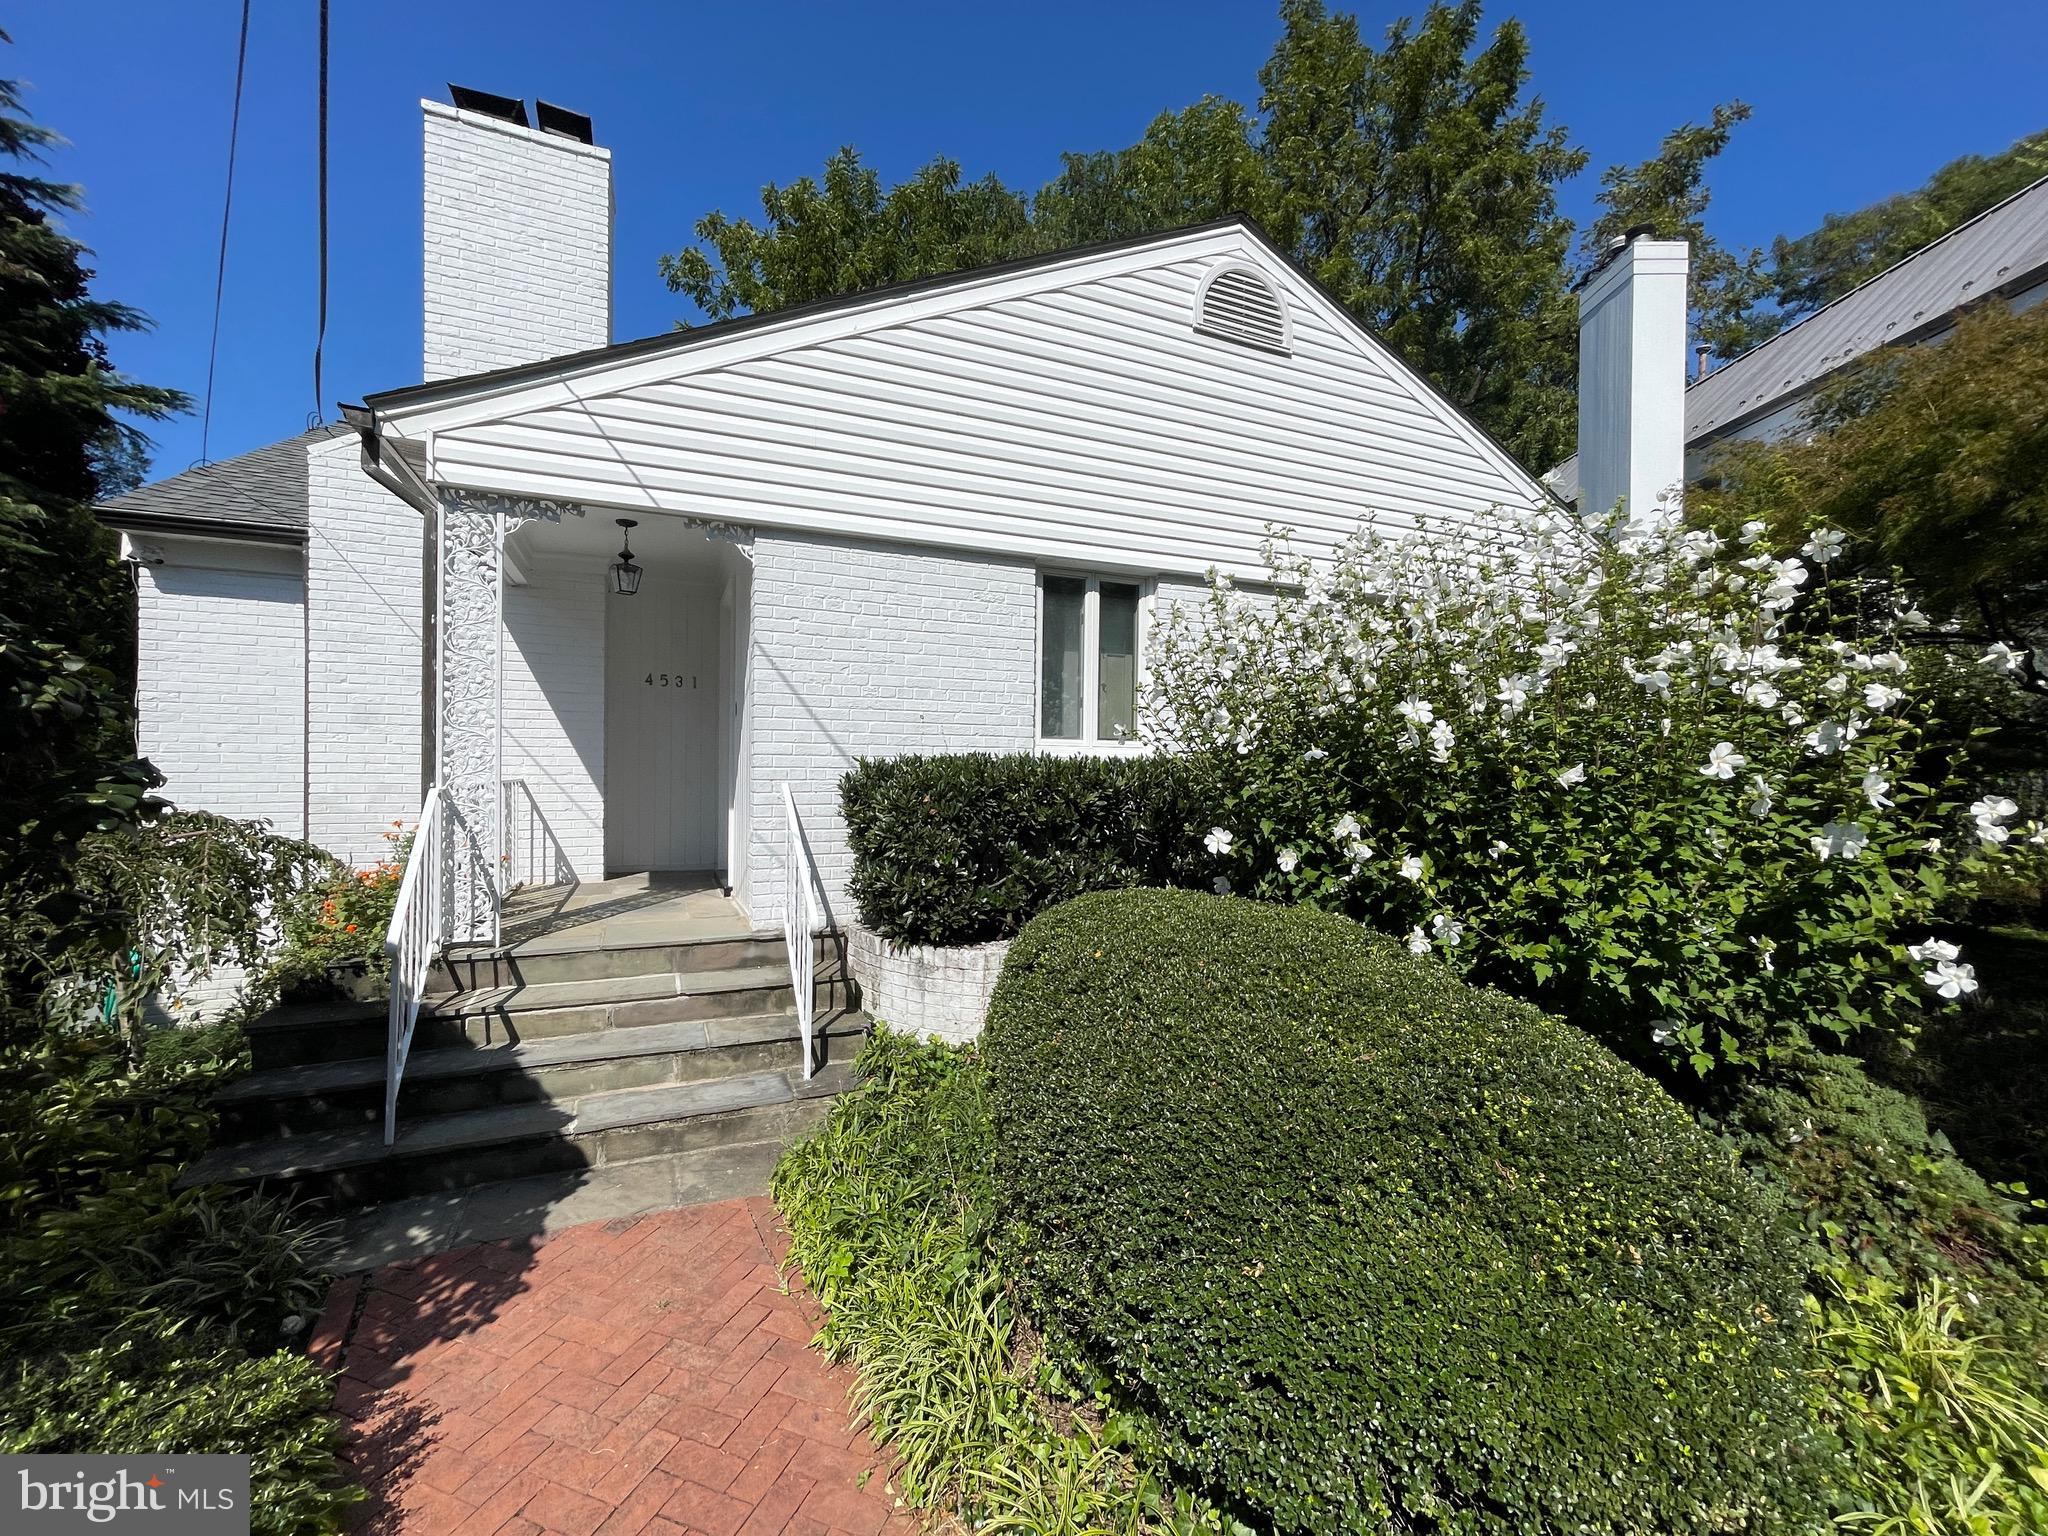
[311, 1197, 915, 1536]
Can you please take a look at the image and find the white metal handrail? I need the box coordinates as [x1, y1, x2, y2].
[781, 784, 822, 1080]
[501, 778, 577, 893]
[383, 785, 448, 1145]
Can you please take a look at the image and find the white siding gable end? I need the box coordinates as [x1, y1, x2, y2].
[379, 225, 1548, 581]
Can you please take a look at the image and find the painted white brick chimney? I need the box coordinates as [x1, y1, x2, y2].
[1576, 234, 1689, 528]
[422, 97, 612, 381]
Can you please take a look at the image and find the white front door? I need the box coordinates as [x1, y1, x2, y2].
[604, 583, 723, 872]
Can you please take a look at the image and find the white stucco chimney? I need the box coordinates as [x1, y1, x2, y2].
[422, 91, 613, 382]
[1575, 233, 1689, 528]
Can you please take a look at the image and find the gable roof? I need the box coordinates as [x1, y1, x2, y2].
[1689, 172, 2048, 445]
[360, 217, 1543, 493]
[1547, 173, 2048, 501]
[360, 219, 1551, 580]
[97, 425, 348, 543]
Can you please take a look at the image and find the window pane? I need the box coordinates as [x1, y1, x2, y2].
[1097, 582, 1139, 741]
[1041, 577, 1086, 739]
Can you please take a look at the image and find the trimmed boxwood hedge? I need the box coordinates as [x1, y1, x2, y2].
[982, 889, 1825, 1536]
[840, 753, 1214, 946]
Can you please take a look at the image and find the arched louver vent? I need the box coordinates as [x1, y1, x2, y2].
[1194, 263, 1291, 354]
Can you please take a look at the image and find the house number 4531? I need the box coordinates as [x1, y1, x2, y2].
[644, 672, 697, 688]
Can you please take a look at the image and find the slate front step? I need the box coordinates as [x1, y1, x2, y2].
[245, 963, 855, 1070]
[433, 929, 843, 993]
[215, 1009, 867, 1138]
[187, 1058, 859, 1208]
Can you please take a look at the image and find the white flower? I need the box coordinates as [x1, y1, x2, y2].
[1747, 775, 1774, 819]
[1204, 827, 1235, 857]
[1862, 682, 1905, 711]
[1629, 663, 1673, 697]
[1488, 839, 1510, 860]
[1905, 936, 1960, 966]
[1741, 680, 1780, 709]
[1303, 746, 1329, 762]
[1802, 527, 1847, 564]
[1212, 876, 1232, 896]
[1557, 763, 1587, 789]
[1428, 718, 1455, 763]
[1276, 848, 1300, 874]
[1811, 821, 1870, 861]
[1804, 721, 1850, 756]
[1429, 913, 1465, 948]
[1331, 812, 1362, 841]
[1494, 675, 1532, 715]
[1396, 697, 1435, 726]
[1651, 1024, 1678, 1046]
[1924, 837, 1944, 854]
[1700, 742, 1746, 780]
[1861, 767, 1893, 810]
[1753, 937, 1776, 975]
[1398, 854, 1425, 882]
[1406, 926, 1430, 956]
[1971, 795, 2016, 847]
[1344, 838, 1375, 866]
[1738, 519, 1768, 546]
[1922, 959, 1979, 999]
[1981, 641, 2026, 674]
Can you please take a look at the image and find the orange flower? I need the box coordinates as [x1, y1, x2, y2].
[345, 923, 358, 933]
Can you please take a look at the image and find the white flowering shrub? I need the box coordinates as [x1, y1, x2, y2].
[1147, 505, 2046, 1077]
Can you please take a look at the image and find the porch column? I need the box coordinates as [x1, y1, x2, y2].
[434, 488, 585, 944]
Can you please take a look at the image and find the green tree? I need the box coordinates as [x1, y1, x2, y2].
[1258, 0, 1585, 467]
[0, 41, 183, 1028]
[1585, 101, 1776, 362]
[1697, 300, 2048, 769]
[1771, 128, 2048, 320]
[661, 1, 1587, 468]
[657, 147, 1029, 323]
[1029, 95, 1280, 252]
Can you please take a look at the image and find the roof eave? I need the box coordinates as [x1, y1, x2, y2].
[362, 216, 1286, 419]
[97, 508, 305, 546]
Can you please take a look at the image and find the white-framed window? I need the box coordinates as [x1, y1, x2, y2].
[1036, 572, 1151, 751]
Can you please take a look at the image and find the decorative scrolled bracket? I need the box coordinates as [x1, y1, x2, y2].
[684, 516, 755, 560]
[434, 487, 588, 944]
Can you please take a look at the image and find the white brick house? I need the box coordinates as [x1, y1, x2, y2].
[103, 88, 1557, 945]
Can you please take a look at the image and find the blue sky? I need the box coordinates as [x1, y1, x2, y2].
[15, 1, 2048, 479]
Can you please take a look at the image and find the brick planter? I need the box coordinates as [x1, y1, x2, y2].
[848, 925, 1012, 1044]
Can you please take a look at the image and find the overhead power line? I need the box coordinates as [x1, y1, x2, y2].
[311, 0, 329, 426]
[199, 0, 252, 467]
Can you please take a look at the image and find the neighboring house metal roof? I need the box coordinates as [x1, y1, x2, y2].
[1689, 172, 2048, 442]
[1547, 173, 2048, 502]
[97, 424, 347, 543]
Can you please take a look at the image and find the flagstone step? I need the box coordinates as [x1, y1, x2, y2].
[215, 1008, 866, 1137]
[433, 927, 840, 992]
[188, 1055, 860, 1208]
[246, 961, 855, 1068]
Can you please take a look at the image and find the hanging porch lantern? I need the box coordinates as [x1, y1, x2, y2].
[610, 518, 642, 596]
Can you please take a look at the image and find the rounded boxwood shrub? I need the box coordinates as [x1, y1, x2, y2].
[982, 889, 1824, 1535]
